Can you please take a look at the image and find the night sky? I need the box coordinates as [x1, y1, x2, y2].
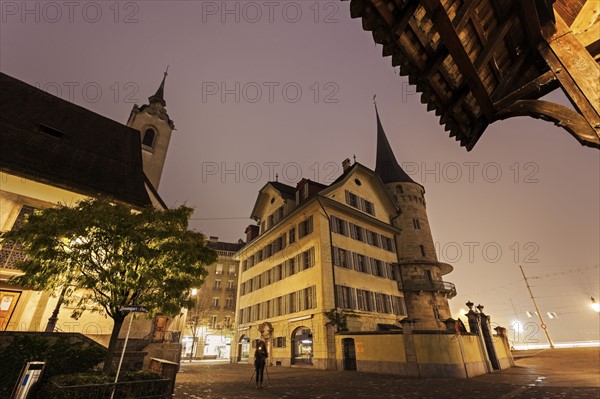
[1, 1, 598, 345]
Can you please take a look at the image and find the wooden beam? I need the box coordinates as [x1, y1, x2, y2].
[519, 0, 545, 45]
[542, 14, 600, 134]
[421, 0, 496, 120]
[474, 18, 513, 72]
[553, 0, 586, 27]
[454, 0, 481, 32]
[489, 0, 520, 61]
[469, 8, 503, 81]
[493, 70, 559, 110]
[390, 0, 419, 38]
[366, 0, 426, 72]
[571, 0, 600, 33]
[575, 19, 600, 55]
[490, 54, 528, 101]
[495, 99, 600, 148]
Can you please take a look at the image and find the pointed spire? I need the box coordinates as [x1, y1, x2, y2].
[374, 101, 415, 184]
[149, 67, 168, 106]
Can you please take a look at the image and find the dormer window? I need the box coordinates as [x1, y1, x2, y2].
[142, 127, 156, 149]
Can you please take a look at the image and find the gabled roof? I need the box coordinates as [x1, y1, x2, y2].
[0, 72, 153, 208]
[320, 162, 399, 214]
[249, 181, 295, 221]
[374, 106, 416, 184]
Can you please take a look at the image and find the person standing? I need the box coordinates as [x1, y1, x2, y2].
[253, 341, 268, 388]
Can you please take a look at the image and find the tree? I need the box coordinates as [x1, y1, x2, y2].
[0, 198, 217, 373]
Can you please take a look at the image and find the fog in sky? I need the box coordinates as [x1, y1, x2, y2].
[1, 1, 598, 345]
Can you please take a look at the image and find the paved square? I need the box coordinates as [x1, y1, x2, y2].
[174, 347, 600, 398]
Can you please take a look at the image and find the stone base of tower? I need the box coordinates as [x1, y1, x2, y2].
[403, 291, 453, 331]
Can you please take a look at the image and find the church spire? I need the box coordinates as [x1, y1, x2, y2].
[148, 67, 168, 106]
[374, 101, 415, 184]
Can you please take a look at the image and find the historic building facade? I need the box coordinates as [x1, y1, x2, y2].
[232, 107, 456, 370]
[181, 237, 244, 360]
[0, 72, 173, 342]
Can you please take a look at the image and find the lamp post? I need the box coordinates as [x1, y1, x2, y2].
[188, 288, 200, 361]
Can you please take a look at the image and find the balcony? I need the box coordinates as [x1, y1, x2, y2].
[398, 279, 457, 298]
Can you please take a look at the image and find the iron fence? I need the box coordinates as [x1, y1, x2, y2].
[47, 378, 171, 399]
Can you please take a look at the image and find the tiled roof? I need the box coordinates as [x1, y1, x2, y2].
[0, 72, 152, 207]
[208, 241, 245, 252]
[269, 181, 296, 197]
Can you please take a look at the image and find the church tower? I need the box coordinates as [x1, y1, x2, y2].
[374, 105, 455, 330]
[127, 70, 175, 190]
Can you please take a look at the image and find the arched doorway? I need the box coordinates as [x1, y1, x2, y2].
[238, 335, 250, 362]
[342, 338, 357, 371]
[291, 327, 313, 365]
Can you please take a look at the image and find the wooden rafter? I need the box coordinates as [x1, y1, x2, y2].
[496, 100, 600, 148]
[421, 0, 496, 120]
[347, 0, 600, 149]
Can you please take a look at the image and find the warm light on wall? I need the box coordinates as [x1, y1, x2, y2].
[591, 297, 600, 313]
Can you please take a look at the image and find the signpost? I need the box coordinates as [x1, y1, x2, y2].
[110, 306, 148, 399]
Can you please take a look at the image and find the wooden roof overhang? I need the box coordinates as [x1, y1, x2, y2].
[346, 0, 600, 150]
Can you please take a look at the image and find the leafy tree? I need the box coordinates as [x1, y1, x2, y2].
[1, 198, 217, 373]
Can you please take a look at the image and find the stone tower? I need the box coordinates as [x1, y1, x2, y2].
[127, 70, 175, 189]
[374, 106, 455, 330]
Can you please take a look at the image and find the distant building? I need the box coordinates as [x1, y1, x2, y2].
[182, 237, 244, 360]
[0, 72, 175, 345]
[231, 106, 457, 370]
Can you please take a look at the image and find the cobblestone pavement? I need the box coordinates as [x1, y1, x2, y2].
[174, 348, 600, 399]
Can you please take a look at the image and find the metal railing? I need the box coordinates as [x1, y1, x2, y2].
[398, 279, 457, 297]
[48, 378, 171, 399]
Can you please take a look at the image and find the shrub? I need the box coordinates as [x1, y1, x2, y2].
[0, 334, 105, 398]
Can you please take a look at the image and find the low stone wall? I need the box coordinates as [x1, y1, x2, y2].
[333, 329, 513, 378]
[0, 331, 104, 353]
[142, 342, 182, 370]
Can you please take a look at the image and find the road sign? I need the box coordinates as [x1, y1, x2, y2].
[119, 306, 148, 313]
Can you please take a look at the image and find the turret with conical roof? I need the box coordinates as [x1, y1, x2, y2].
[374, 103, 455, 330]
[375, 106, 415, 185]
[127, 69, 175, 189]
[148, 70, 167, 107]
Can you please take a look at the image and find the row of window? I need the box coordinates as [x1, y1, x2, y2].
[345, 190, 376, 216]
[214, 263, 237, 275]
[238, 286, 317, 324]
[330, 215, 395, 252]
[211, 297, 235, 309]
[336, 285, 407, 315]
[240, 247, 315, 296]
[332, 246, 399, 280]
[242, 216, 313, 271]
[213, 279, 236, 290]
